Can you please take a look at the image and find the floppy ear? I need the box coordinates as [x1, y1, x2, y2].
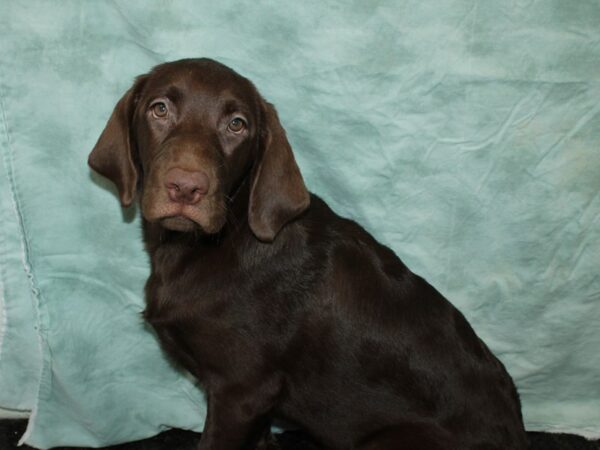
[248, 102, 310, 242]
[88, 76, 146, 207]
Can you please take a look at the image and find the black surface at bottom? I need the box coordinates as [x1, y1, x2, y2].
[2, 420, 599, 450]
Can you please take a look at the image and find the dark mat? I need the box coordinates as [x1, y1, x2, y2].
[2, 420, 598, 449]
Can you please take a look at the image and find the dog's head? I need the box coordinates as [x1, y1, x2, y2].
[88, 58, 309, 241]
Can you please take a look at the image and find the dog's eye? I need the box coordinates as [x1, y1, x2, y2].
[151, 102, 168, 118]
[228, 117, 246, 133]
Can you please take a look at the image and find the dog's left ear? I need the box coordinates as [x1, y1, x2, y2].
[248, 101, 310, 242]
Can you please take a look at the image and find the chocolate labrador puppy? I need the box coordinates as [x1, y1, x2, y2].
[88, 58, 528, 450]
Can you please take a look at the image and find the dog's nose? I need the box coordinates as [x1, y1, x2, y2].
[165, 168, 209, 205]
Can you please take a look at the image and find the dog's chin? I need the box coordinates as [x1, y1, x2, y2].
[155, 213, 226, 235]
[160, 215, 199, 232]
[142, 196, 227, 234]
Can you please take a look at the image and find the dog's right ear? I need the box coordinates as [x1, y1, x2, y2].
[88, 75, 147, 207]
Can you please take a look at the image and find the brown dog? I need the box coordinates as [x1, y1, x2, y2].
[89, 58, 528, 450]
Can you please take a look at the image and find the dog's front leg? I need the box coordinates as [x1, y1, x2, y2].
[198, 383, 279, 450]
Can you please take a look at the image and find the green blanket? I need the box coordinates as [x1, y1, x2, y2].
[0, 1, 599, 448]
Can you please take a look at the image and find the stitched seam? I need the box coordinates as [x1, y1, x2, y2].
[0, 220, 7, 363]
[0, 81, 43, 436]
[0, 85, 13, 368]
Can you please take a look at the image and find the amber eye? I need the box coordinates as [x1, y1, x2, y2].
[228, 117, 246, 133]
[151, 102, 168, 118]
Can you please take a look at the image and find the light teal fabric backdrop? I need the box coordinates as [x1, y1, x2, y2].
[0, 1, 599, 448]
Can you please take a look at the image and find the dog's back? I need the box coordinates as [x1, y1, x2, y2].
[264, 195, 528, 449]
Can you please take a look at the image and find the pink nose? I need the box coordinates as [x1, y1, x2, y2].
[164, 168, 209, 205]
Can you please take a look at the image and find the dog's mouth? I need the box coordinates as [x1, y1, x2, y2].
[160, 215, 199, 232]
[143, 196, 227, 234]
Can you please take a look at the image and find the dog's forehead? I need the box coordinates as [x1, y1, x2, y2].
[142, 59, 256, 106]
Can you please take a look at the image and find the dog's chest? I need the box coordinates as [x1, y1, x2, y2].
[144, 252, 227, 324]
[144, 266, 224, 377]
[142, 243, 255, 373]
